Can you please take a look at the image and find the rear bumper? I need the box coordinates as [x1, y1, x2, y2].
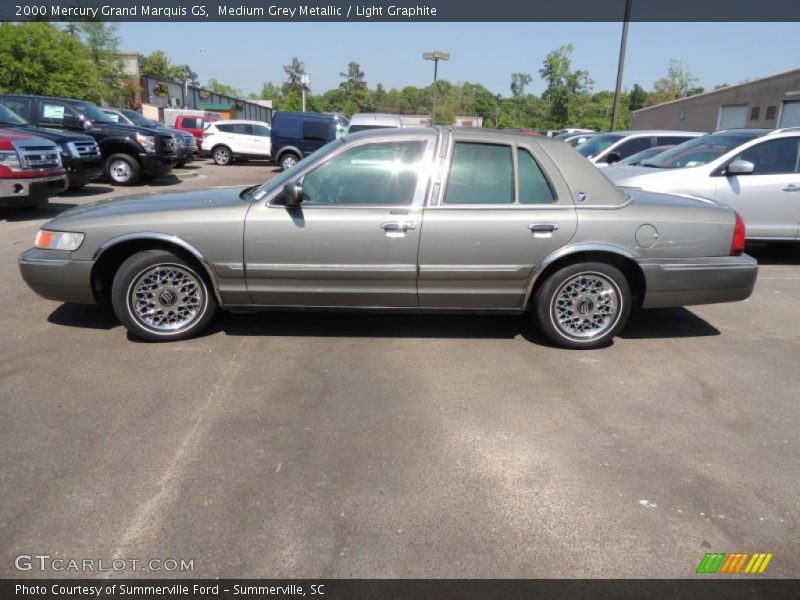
[18, 248, 96, 304]
[0, 175, 68, 207]
[639, 255, 758, 308]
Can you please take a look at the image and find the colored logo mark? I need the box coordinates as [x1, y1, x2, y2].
[696, 552, 773, 574]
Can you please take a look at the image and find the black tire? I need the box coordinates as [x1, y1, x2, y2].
[280, 152, 300, 171]
[212, 145, 233, 165]
[111, 249, 217, 342]
[105, 153, 141, 185]
[533, 262, 631, 350]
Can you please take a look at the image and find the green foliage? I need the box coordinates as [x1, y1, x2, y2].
[628, 83, 648, 112]
[140, 50, 199, 86]
[206, 78, 242, 98]
[539, 44, 593, 127]
[0, 23, 105, 102]
[73, 23, 127, 104]
[283, 57, 307, 96]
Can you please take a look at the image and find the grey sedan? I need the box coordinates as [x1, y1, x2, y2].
[19, 128, 757, 349]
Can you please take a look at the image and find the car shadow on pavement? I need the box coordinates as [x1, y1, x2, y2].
[744, 242, 800, 266]
[619, 307, 720, 339]
[47, 304, 119, 331]
[0, 202, 78, 222]
[43, 305, 720, 344]
[58, 185, 115, 198]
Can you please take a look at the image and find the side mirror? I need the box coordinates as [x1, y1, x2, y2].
[726, 159, 755, 175]
[606, 151, 621, 164]
[283, 182, 304, 206]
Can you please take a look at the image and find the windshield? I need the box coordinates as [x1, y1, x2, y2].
[120, 109, 154, 128]
[0, 103, 29, 126]
[72, 101, 117, 124]
[575, 134, 623, 157]
[618, 146, 669, 166]
[640, 132, 763, 168]
[251, 138, 345, 200]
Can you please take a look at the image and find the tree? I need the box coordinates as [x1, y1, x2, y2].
[74, 23, 126, 104]
[0, 23, 104, 102]
[283, 57, 307, 95]
[648, 59, 701, 105]
[510, 73, 532, 126]
[139, 50, 173, 80]
[628, 83, 648, 112]
[338, 61, 372, 116]
[539, 44, 593, 127]
[206, 78, 242, 98]
[171, 64, 199, 86]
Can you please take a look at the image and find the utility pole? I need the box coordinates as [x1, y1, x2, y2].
[423, 51, 450, 125]
[301, 73, 310, 112]
[611, 0, 632, 132]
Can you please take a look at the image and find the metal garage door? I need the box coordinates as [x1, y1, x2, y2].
[718, 105, 748, 130]
[779, 101, 800, 127]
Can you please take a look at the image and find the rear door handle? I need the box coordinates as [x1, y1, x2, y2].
[782, 184, 800, 192]
[528, 222, 559, 233]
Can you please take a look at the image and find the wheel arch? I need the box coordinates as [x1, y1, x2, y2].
[99, 139, 141, 163]
[523, 244, 646, 309]
[90, 233, 222, 305]
[276, 146, 301, 161]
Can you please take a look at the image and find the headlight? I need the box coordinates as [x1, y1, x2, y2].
[0, 149, 23, 171]
[34, 230, 85, 251]
[136, 132, 156, 153]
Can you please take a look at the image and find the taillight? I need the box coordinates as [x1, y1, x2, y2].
[731, 212, 746, 256]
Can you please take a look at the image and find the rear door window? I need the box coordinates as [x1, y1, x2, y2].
[303, 120, 329, 141]
[1, 98, 32, 120]
[614, 136, 652, 159]
[180, 117, 198, 129]
[518, 149, 556, 204]
[443, 143, 514, 205]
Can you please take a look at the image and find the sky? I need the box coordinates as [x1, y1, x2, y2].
[117, 22, 800, 97]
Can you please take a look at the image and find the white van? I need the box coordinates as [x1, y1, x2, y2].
[347, 113, 403, 134]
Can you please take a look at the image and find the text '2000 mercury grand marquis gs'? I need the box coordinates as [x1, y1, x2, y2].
[19, 127, 757, 349]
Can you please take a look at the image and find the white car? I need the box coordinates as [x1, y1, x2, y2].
[201, 120, 271, 165]
[575, 130, 705, 167]
[604, 128, 800, 241]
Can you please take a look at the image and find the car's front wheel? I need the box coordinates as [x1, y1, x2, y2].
[111, 250, 217, 342]
[280, 152, 300, 170]
[534, 262, 631, 349]
[105, 153, 141, 185]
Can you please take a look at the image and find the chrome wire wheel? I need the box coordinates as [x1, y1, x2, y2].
[550, 272, 622, 340]
[127, 264, 206, 332]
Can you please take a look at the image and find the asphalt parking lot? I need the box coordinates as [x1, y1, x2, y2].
[1, 159, 798, 578]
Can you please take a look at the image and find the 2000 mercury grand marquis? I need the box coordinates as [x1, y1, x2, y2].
[19, 127, 758, 349]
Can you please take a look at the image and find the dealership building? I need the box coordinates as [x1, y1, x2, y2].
[630, 67, 800, 132]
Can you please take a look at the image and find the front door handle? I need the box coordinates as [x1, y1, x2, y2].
[381, 221, 417, 237]
[782, 184, 800, 192]
[528, 222, 560, 233]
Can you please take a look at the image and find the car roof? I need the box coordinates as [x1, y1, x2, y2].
[598, 130, 706, 136]
[210, 119, 269, 126]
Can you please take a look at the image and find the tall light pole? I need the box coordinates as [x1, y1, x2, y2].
[423, 51, 450, 125]
[611, 0, 632, 132]
[301, 73, 310, 113]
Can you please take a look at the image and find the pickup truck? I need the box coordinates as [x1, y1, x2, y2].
[0, 130, 67, 208]
[0, 95, 176, 185]
[18, 127, 758, 348]
[101, 108, 197, 168]
[0, 101, 102, 190]
[173, 114, 219, 153]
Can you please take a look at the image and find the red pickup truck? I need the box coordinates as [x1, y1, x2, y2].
[173, 114, 219, 153]
[0, 130, 67, 208]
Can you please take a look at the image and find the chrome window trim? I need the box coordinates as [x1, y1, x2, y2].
[264, 134, 437, 209]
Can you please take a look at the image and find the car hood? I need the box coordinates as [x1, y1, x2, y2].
[2, 125, 95, 144]
[88, 121, 164, 137]
[48, 187, 253, 228]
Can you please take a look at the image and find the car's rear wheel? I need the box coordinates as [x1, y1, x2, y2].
[111, 250, 217, 342]
[280, 152, 300, 170]
[534, 262, 631, 349]
[212, 145, 232, 165]
[105, 153, 141, 185]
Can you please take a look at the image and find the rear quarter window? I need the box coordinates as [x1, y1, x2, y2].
[303, 120, 330, 141]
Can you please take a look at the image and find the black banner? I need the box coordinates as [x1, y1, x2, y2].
[3, 579, 800, 600]
[3, 0, 800, 23]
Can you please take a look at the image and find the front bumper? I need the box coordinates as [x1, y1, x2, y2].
[639, 254, 758, 308]
[63, 156, 103, 187]
[0, 175, 68, 207]
[140, 153, 176, 176]
[18, 248, 96, 304]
